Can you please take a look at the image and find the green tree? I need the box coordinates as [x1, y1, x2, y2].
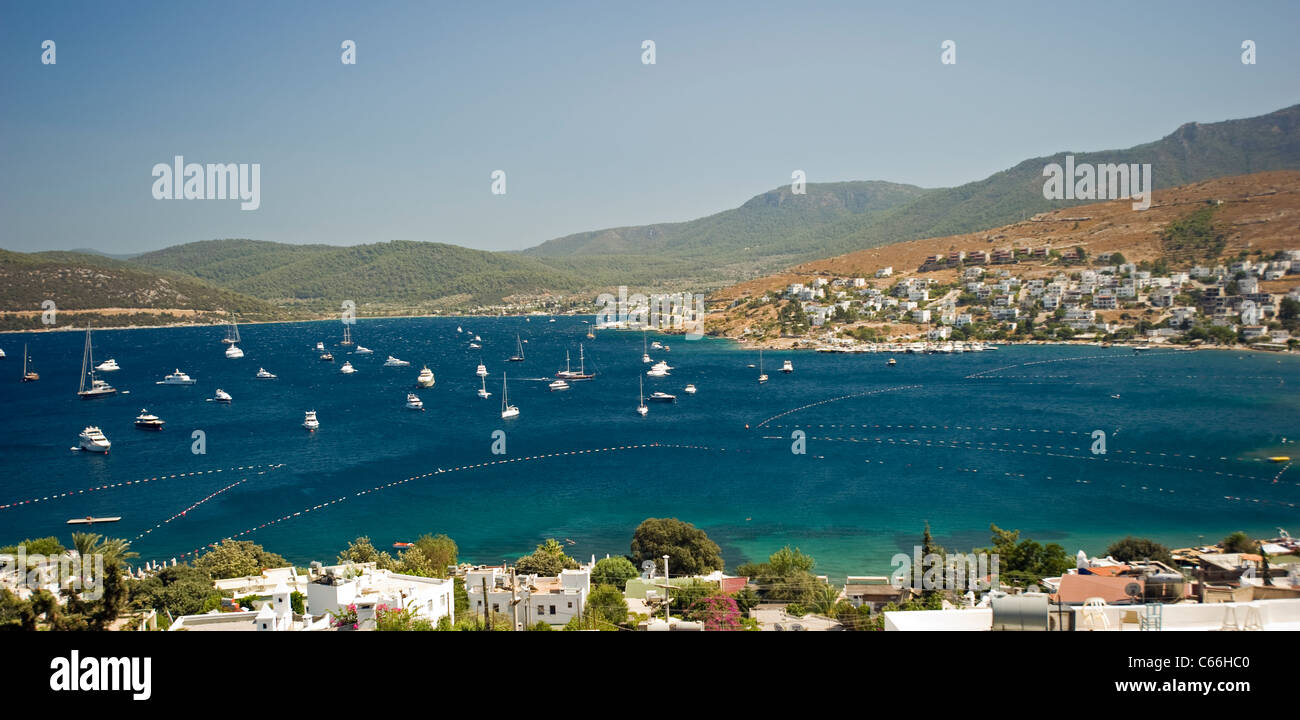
[514, 539, 579, 576]
[590, 556, 639, 588]
[411, 533, 457, 577]
[1221, 531, 1255, 554]
[982, 524, 1072, 587]
[129, 564, 221, 617]
[734, 546, 823, 604]
[1105, 536, 1174, 565]
[0, 537, 67, 556]
[335, 536, 397, 570]
[585, 584, 630, 628]
[195, 539, 288, 580]
[630, 518, 723, 577]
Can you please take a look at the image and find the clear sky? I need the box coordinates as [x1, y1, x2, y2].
[1, 0, 1297, 254]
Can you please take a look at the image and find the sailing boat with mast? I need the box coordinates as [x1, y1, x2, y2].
[21, 344, 38, 382]
[223, 318, 244, 358]
[509, 334, 525, 362]
[77, 329, 116, 399]
[555, 343, 595, 380]
[341, 323, 354, 347]
[641, 333, 652, 363]
[757, 349, 768, 384]
[477, 374, 492, 398]
[637, 376, 648, 416]
[500, 373, 519, 418]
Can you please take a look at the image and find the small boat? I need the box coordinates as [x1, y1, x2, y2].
[650, 360, 673, 371]
[509, 334, 525, 362]
[549, 379, 570, 391]
[887, 358, 897, 366]
[651, 341, 663, 350]
[384, 356, 410, 367]
[355, 345, 374, 355]
[303, 410, 319, 431]
[319, 352, 334, 362]
[649, 391, 676, 403]
[469, 342, 481, 350]
[781, 359, 793, 373]
[405, 393, 424, 411]
[548, 318, 555, 323]
[225, 344, 244, 359]
[95, 358, 120, 372]
[416, 366, 435, 387]
[1268, 456, 1291, 463]
[477, 375, 492, 398]
[638, 376, 648, 416]
[256, 367, 277, 379]
[340, 361, 356, 374]
[393, 542, 415, 549]
[77, 426, 111, 453]
[21, 344, 38, 382]
[77, 330, 117, 399]
[500, 374, 519, 419]
[684, 384, 697, 394]
[642, 334, 652, 364]
[758, 350, 768, 384]
[160, 368, 196, 385]
[457, 326, 463, 333]
[340, 324, 354, 346]
[66, 516, 121, 525]
[134, 409, 165, 430]
[474, 335, 481, 342]
[212, 389, 232, 403]
[315, 341, 325, 351]
[476, 362, 488, 377]
[646, 365, 670, 377]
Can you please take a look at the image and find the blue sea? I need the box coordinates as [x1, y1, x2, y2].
[2, 317, 1297, 579]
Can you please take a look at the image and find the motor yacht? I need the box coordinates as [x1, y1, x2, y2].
[549, 379, 570, 391]
[256, 367, 277, 379]
[225, 344, 245, 359]
[781, 360, 793, 373]
[649, 391, 677, 403]
[340, 361, 356, 374]
[160, 369, 196, 385]
[355, 345, 374, 355]
[384, 356, 410, 367]
[213, 389, 232, 403]
[416, 366, 435, 387]
[134, 409, 165, 430]
[95, 358, 120, 372]
[303, 410, 319, 431]
[405, 393, 424, 411]
[78, 426, 111, 453]
[684, 384, 697, 394]
[476, 362, 488, 377]
[319, 352, 334, 362]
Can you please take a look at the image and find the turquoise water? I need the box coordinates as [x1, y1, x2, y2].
[2, 317, 1297, 579]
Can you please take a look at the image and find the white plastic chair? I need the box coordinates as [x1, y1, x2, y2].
[1081, 597, 1109, 631]
[1242, 603, 1264, 631]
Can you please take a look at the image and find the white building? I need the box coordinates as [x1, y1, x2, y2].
[305, 563, 454, 629]
[465, 563, 593, 628]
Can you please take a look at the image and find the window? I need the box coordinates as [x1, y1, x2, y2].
[537, 605, 544, 615]
[549, 605, 556, 615]
[492, 603, 500, 613]
[567, 601, 573, 609]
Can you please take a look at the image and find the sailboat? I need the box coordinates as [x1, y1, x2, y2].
[586, 323, 595, 340]
[637, 376, 648, 416]
[477, 374, 492, 398]
[77, 329, 116, 399]
[509, 334, 525, 362]
[222, 319, 241, 345]
[21, 344, 38, 382]
[555, 343, 595, 380]
[500, 373, 519, 419]
[642, 333, 652, 363]
[340, 323, 354, 346]
[757, 349, 768, 384]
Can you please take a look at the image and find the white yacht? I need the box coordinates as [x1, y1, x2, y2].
[758, 350, 768, 384]
[340, 361, 356, 374]
[650, 360, 673, 372]
[642, 334, 652, 364]
[315, 341, 325, 351]
[646, 365, 670, 377]
[224, 344, 244, 359]
[160, 369, 196, 385]
[78, 426, 111, 453]
[457, 325, 463, 333]
[555, 344, 595, 380]
[781, 359, 793, 373]
[549, 379, 570, 391]
[303, 410, 319, 431]
[95, 358, 120, 372]
[684, 384, 697, 394]
[384, 356, 410, 367]
[500, 374, 519, 419]
[476, 362, 488, 377]
[256, 367, 277, 379]
[469, 342, 481, 350]
[651, 341, 663, 350]
[405, 393, 424, 411]
[355, 345, 374, 355]
[416, 366, 435, 387]
[637, 376, 648, 416]
[213, 389, 232, 403]
[477, 375, 491, 399]
[649, 391, 677, 403]
[134, 409, 165, 431]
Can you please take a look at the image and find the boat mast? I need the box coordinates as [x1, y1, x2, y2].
[79, 329, 92, 394]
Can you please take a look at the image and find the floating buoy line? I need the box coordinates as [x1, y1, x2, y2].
[132, 478, 252, 541]
[162, 442, 719, 564]
[0, 463, 286, 511]
[752, 384, 921, 429]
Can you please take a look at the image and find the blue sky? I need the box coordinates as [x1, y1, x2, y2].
[1, 0, 1297, 254]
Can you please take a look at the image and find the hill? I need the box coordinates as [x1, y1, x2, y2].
[130, 239, 596, 311]
[525, 103, 1300, 285]
[707, 169, 1300, 340]
[0, 249, 288, 331]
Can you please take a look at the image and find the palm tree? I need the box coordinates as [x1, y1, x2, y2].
[70, 531, 138, 587]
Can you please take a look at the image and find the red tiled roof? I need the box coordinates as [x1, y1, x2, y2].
[1053, 574, 1142, 604]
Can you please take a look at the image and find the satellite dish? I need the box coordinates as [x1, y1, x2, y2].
[1124, 582, 1142, 602]
[641, 560, 655, 573]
